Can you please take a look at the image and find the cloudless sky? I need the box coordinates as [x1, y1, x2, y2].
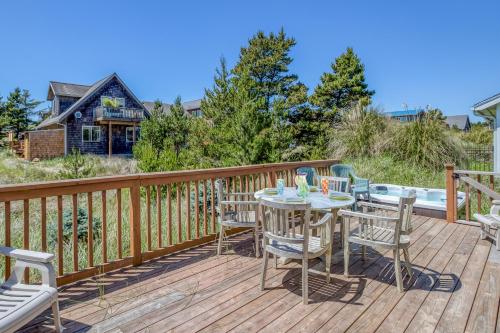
[1, 0, 499, 120]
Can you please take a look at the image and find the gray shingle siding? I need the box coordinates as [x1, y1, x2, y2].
[65, 76, 142, 155]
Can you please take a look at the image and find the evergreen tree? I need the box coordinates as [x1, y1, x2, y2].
[231, 29, 308, 163]
[0, 95, 6, 137]
[310, 47, 374, 115]
[134, 97, 191, 171]
[3, 88, 41, 136]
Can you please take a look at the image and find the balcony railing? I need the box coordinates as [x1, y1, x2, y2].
[94, 106, 144, 121]
[0, 159, 338, 286]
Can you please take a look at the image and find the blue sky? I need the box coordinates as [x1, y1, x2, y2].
[1, 0, 499, 121]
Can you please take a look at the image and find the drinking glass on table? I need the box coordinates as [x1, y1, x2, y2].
[277, 178, 285, 195]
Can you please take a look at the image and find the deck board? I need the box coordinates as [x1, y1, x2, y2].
[24, 216, 499, 333]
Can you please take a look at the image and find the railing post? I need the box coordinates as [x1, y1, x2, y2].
[129, 182, 142, 266]
[268, 170, 277, 187]
[445, 164, 457, 223]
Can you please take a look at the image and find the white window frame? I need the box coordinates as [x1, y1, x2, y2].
[82, 125, 101, 143]
[101, 96, 125, 108]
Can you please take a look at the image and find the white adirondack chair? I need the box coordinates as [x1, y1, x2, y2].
[215, 179, 260, 257]
[339, 192, 416, 292]
[0, 247, 62, 332]
[259, 199, 333, 304]
[474, 200, 500, 250]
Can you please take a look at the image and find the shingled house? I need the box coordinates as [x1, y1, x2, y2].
[31, 73, 201, 159]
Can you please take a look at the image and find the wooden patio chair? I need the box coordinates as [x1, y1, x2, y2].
[259, 199, 333, 304]
[215, 179, 260, 257]
[316, 176, 351, 245]
[0, 247, 63, 333]
[295, 166, 318, 186]
[339, 191, 416, 292]
[474, 200, 500, 250]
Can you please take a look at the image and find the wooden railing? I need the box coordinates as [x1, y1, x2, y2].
[0, 159, 337, 286]
[445, 164, 500, 223]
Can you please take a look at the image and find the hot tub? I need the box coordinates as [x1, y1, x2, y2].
[369, 184, 465, 219]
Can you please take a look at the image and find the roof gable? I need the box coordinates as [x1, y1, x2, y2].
[48, 82, 91, 100]
[38, 73, 149, 129]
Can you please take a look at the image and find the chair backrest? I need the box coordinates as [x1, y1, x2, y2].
[317, 176, 350, 193]
[331, 164, 353, 178]
[399, 190, 417, 235]
[215, 179, 225, 215]
[296, 167, 317, 186]
[260, 199, 312, 250]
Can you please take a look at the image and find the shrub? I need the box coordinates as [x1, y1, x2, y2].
[48, 207, 101, 245]
[389, 114, 466, 170]
[59, 148, 95, 179]
[329, 102, 386, 159]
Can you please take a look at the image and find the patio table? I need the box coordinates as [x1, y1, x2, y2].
[254, 187, 355, 264]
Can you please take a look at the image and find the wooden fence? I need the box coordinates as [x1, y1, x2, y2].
[0, 159, 337, 286]
[445, 164, 500, 223]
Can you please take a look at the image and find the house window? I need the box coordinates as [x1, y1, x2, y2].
[191, 109, 202, 117]
[82, 126, 101, 142]
[126, 127, 140, 142]
[101, 96, 125, 108]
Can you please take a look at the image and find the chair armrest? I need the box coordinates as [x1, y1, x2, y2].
[309, 213, 332, 228]
[0, 247, 54, 263]
[220, 200, 259, 206]
[492, 200, 500, 205]
[358, 201, 398, 212]
[228, 192, 255, 196]
[338, 209, 399, 223]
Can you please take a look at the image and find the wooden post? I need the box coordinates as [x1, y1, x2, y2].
[129, 183, 142, 266]
[108, 122, 112, 157]
[133, 124, 136, 144]
[445, 164, 457, 223]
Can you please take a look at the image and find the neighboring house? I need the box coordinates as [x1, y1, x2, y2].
[472, 92, 500, 172]
[445, 115, 471, 131]
[385, 109, 425, 122]
[142, 99, 202, 117]
[32, 73, 201, 159]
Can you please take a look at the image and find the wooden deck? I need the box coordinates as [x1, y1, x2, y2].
[22, 215, 500, 333]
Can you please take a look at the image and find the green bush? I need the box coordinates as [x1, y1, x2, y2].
[329, 102, 387, 159]
[59, 148, 95, 179]
[389, 115, 466, 170]
[48, 207, 101, 245]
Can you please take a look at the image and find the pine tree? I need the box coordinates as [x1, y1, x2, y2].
[310, 47, 374, 114]
[3, 88, 41, 136]
[231, 29, 308, 163]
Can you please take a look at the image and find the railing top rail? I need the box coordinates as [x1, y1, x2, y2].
[0, 159, 339, 201]
[455, 169, 500, 177]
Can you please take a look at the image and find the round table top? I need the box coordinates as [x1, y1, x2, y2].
[254, 187, 355, 210]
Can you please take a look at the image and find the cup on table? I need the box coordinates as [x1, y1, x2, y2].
[277, 178, 285, 195]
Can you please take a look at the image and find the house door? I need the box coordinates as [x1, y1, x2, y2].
[111, 125, 128, 154]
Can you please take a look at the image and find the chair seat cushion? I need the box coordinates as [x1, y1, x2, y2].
[0, 283, 57, 332]
[266, 234, 326, 259]
[474, 213, 500, 228]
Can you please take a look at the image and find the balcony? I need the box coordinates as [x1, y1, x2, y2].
[94, 106, 145, 122]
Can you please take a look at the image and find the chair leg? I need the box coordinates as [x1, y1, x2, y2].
[217, 225, 225, 255]
[394, 249, 404, 292]
[480, 225, 486, 240]
[340, 222, 344, 248]
[273, 254, 278, 269]
[254, 227, 260, 257]
[52, 301, 63, 333]
[496, 230, 499, 251]
[260, 251, 269, 291]
[362, 245, 366, 261]
[344, 241, 350, 277]
[325, 245, 332, 283]
[302, 258, 308, 305]
[402, 248, 413, 279]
